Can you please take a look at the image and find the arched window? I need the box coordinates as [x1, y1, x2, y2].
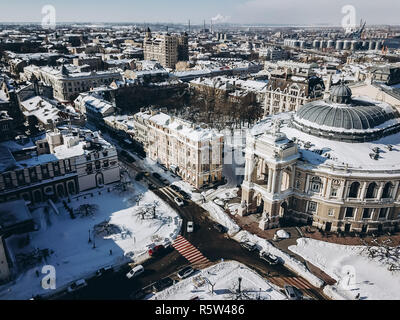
[310, 177, 322, 193]
[366, 182, 378, 199]
[382, 182, 393, 199]
[68, 182, 76, 195]
[348, 182, 360, 198]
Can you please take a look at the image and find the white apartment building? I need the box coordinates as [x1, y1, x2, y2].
[0, 127, 120, 204]
[133, 111, 224, 189]
[21, 65, 122, 102]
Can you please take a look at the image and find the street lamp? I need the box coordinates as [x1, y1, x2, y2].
[88, 229, 92, 243]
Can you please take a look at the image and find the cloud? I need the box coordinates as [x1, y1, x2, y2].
[211, 14, 230, 24]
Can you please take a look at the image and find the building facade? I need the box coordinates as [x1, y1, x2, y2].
[240, 83, 400, 234]
[21, 65, 122, 102]
[133, 110, 224, 189]
[0, 128, 120, 204]
[143, 29, 188, 69]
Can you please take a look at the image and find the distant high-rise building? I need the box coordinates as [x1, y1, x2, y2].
[143, 29, 188, 69]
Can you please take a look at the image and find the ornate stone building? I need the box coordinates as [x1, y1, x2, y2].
[240, 82, 400, 234]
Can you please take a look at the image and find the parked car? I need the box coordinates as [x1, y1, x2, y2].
[152, 277, 174, 293]
[170, 185, 181, 192]
[240, 241, 257, 252]
[149, 245, 166, 257]
[179, 190, 191, 200]
[260, 252, 280, 265]
[174, 197, 184, 207]
[187, 221, 194, 233]
[177, 266, 194, 279]
[95, 266, 113, 277]
[67, 279, 87, 293]
[152, 172, 162, 180]
[126, 265, 144, 279]
[213, 224, 226, 233]
[284, 285, 303, 300]
[135, 172, 144, 181]
[130, 289, 147, 300]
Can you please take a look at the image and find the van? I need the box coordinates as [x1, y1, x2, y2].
[126, 264, 144, 279]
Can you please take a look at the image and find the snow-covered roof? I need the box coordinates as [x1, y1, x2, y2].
[252, 112, 400, 175]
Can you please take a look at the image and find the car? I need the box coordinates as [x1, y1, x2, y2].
[179, 190, 191, 200]
[148, 245, 166, 257]
[240, 241, 257, 252]
[95, 266, 113, 277]
[187, 221, 194, 233]
[152, 277, 174, 293]
[260, 252, 280, 265]
[213, 224, 226, 233]
[126, 265, 144, 279]
[177, 266, 194, 279]
[130, 289, 147, 300]
[284, 285, 303, 300]
[125, 154, 136, 163]
[135, 172, 145, 181]
[174, 197, 184, 207]
[170, 185, 181, 192]
[67, 279, 87, 293]
[144, 172, 150, 177]
[152, 172, 162, 180]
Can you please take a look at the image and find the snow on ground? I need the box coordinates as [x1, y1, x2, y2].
[289, 238, 400, 300]
[150, 261, 286, 300]
[201, 202, 241, 236]
[0, 183, 180, 300]
[233, 231, 324, 288]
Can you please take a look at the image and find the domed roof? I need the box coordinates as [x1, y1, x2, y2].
[296, 100, 393, 130]
[329, 82, 352, 104]
[292, 84, 400, 142]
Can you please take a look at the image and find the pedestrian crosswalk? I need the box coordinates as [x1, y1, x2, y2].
[269, 276, 313, 290]
[159, 187, 181, 201]
[172, 235, 210, 266]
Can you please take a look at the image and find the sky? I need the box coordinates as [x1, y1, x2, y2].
[0, 0, 399, 25]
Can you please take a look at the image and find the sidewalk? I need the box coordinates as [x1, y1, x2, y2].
[231, 213, 337, 286]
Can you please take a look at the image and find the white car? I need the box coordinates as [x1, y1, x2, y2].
[67, 279, 87, 293]
[187, 221, 194, 233]
[126, 265, 144, 279]
[174, 197, 184, 207]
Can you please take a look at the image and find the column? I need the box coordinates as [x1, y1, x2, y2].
[271, 170, 277, 194]
[268, 168, 273, 192]
[290, 166, 296, 189]
[377, 182, 385, 200]
[360, 182, 368, 200]
[276, 170, 283, 194]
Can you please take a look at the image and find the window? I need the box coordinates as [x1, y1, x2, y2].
[345, 207, 354, 218]
[382, 182, 393, 199]
[379, 208, 389, 219]
[103, 160, 109, 168]
[308, 201, 317, 213]
[366, 183, 378, 199]
[348, 182, 360, 198]
[95, 160, 101, 170]
[295, 180, 301, 189]
[86, 163, 93, 173]
[328, 208, 335, 217]
[331, 188, 338, 197]
[362, 208, 372, 219]
[41, 164, 49, 179]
